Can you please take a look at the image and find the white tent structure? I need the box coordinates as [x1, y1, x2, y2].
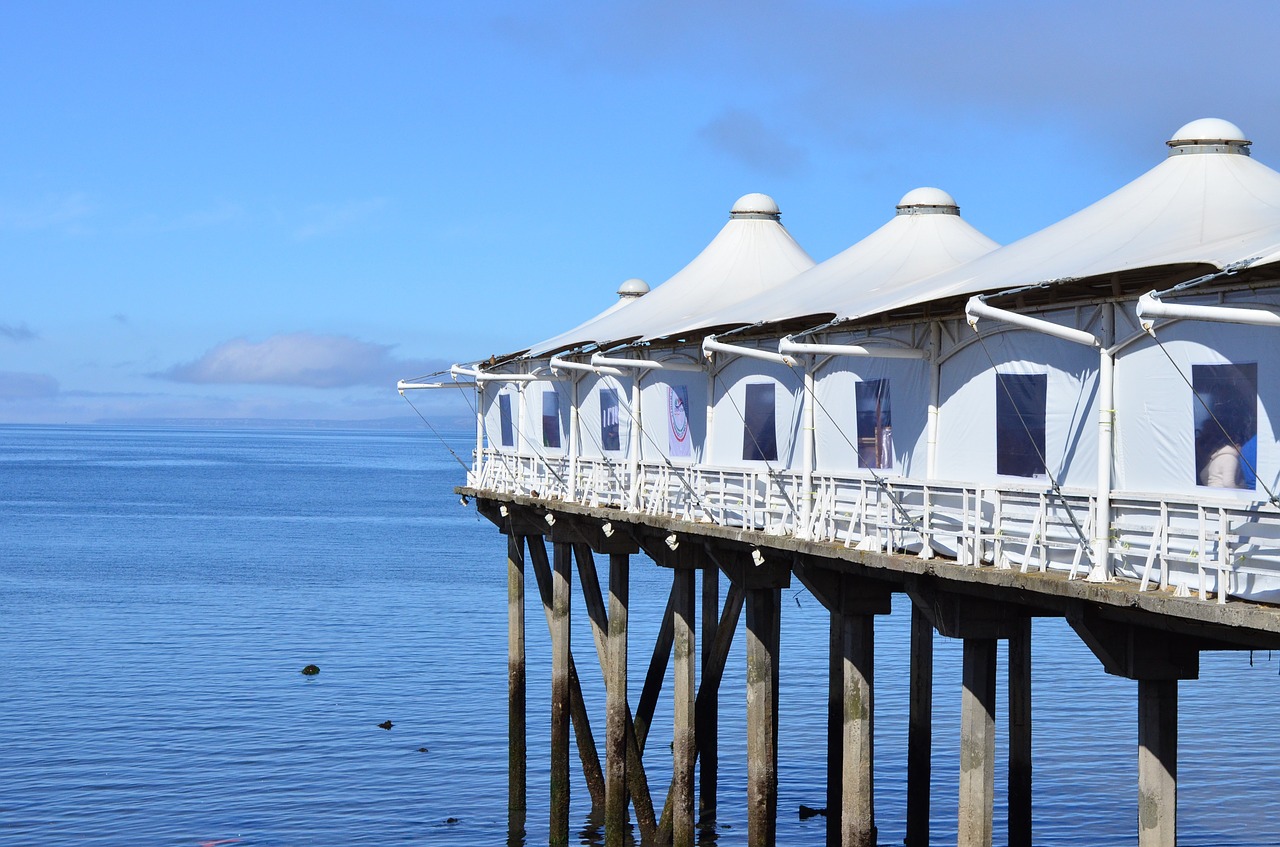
[526, 193, 815, 356]
[696, 188, 999, 529]
[696, 187, 999, 332]
[423, 117, 1280, 602]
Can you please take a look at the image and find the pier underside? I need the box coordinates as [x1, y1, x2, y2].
[468, 486, 1280, 847]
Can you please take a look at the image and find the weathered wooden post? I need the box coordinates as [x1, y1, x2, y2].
[840, 611, 876, 847]
[1008, 617, 1032, 847]
[793, 565, 890, 847]
[908, 584, 1023, 847]
[746, 585, 781, 847]
[959, 638, 997, 847]
[551, 540, 573, 846]
[906, 605, 933, 847]
[699, 567, 719, 822]
[673, 568, 697, 846]
[1068, 612, 1199, 847]
[1138, 679, 1178, 847]
[507, 530, 527, 838]
[606, 551, 629, 847]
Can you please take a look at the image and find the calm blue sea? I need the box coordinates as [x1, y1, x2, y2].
[2, 425, 1279, 846]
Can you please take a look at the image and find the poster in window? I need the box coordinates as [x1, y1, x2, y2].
[1193, 362, 1256, 489]
[498, 394, 514, 447]
[600, 388, 620, 451]
[668, 385, 691, 457]
[855, 378, 893, 469]
[743, 383, 778, 462]
[995, 373, 1046, 478]
[542, 390, 561, 449]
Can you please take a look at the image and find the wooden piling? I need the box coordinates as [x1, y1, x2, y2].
[606, 552, 629, 847]
[571, 544, 657, 842]
[1008, 617, 1032, 847]
[698, 567, 719, 822]
[1138, 679, 1178, 847]
[673, 569, 697, 847]
[527, 540, 607, 835]
[550, 541, 572, 846]
[959, 638, 996, 847]
[906, 605, 933, 847]
[507, 531, 527, 837]
[826, 614, 842, 847]
[746, 587, 781, 847]
[840, 612, 875, 847]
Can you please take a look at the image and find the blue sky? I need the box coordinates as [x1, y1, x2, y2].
[3, 0, 1280, 425]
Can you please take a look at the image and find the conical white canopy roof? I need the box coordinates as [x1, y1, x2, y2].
[842, 118, 1280, 323]
[526, 193, 815, 356]
[690, 187, 999, 332]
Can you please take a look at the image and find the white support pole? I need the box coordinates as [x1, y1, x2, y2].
[476, 380, 485, 484]
[1137, 292, 1280, 331]
[568, 375, 580, 502]
[800, 361, 815, 539]
[703, 335, 798, 367]
[591, 353, 704, 372]
[779, 336, 929, 360]
[629, 375, 643, 510]
[549, 355, 626, 377]
[965, 297, 1101, 348]
[926, 322, 942, 481]
[1089, 303, 1116, 582]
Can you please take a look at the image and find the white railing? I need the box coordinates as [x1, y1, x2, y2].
[473, 449, 1280, 603]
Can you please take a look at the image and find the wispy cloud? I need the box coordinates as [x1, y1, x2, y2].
[158, 332, 443, 389]
[496, 0, 1280, 156]
[0, 371, 59, 400]
[293, 198, 388, 241]
[0, 193, 93, 232]
[698, 109, 809, 176]
[0, 322, 38, 342]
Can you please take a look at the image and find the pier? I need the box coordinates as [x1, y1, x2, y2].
[406, 117, 1280, 845]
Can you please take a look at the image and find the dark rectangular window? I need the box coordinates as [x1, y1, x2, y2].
[542, 390, 561, 449]
[498, 394, 514, 447]
[1193, 362, 1257, 489]
[600, 388, 620, 452]
[743, 383, 778, 462]
[996, 373, 1046, 478]
[855, 378, 892, 469]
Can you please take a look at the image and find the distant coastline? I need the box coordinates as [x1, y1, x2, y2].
[0, 415, 474, 432]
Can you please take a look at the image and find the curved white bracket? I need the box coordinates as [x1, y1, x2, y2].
[779, 335, 929, 360]
[398, 380, 477, 391]
[590, 353, 704, 372]
[549, 355, 625, 377]
[965, 296, 1100, 348]
[1136, 291, 1280, 333]
[702, 335, 798, 367]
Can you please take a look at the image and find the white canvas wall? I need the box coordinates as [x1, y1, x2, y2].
[517, 380, 572, 457]
[811, 351, 932, 477]
[935, 326, 1100, 488]
[480, 384, 519, 453]
[1115, 311, 1279, 499]
[707, 356, 804, 469]
[639, 370, 708, 464]
[574, 372, 634, 460]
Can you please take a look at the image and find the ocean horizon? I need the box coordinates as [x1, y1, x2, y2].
[4, 424, 1280, 846]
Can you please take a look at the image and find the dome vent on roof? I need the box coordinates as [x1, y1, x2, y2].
[896, 186, 960, 216]
[617, 278, 649, 300]
[730, 193, 781, 220]
[1167, 118, 1251, 156]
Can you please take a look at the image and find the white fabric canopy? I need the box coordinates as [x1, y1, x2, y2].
[846, 119, 1280, 324]
[692, 187, 999, 332]
[526, 193, 815, 356]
